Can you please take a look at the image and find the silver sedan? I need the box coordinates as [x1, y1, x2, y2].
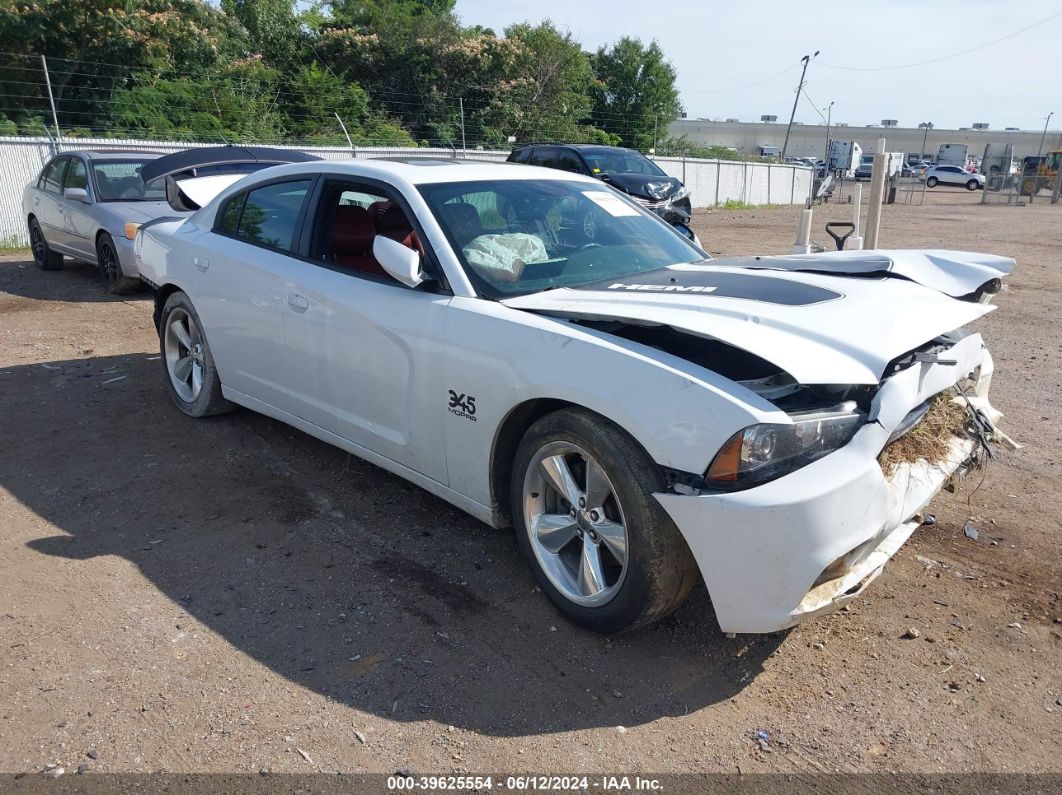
[22, 150, 184, 294]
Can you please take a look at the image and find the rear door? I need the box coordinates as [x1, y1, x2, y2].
[529, 147, 560, 170]
[31, 157, 68, 248]
[190, 177, 315, 413]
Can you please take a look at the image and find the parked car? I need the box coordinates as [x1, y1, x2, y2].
[507, 143, 697, 244]
[23, 147, 319, 294]
[853, 161, 874, 180]
[136, 154, 1013, 635]
[921, 165, 985, 190]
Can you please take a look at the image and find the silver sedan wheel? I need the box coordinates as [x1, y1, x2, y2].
[522, 441, 629, 607]
[163, 308, 205, 403]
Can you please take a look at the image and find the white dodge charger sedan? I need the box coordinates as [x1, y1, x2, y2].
[135, 156, 1013, 634]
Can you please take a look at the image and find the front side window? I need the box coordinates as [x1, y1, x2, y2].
[419, 178, 704, 299]
[235, 180, 312, 252]
[93, 160, 166, 202]
[63, 158, 88, 191]
[555, 151, 586, 174]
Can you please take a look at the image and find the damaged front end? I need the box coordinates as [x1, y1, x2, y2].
[652, 329, 1014, 634]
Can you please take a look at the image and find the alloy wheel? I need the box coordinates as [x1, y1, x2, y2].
[522, 441, 629, 606]
[164, 308, 205, 403]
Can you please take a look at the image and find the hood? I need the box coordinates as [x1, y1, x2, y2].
[601, 172, 683, 200]
[501, 252, 1011, 386]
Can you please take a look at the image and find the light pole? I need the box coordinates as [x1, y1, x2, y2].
[822, 100, 834, 167]
[781, 51, 819, 162]
[1036, 111, 1054, 161]
[919, 121, 933, 162]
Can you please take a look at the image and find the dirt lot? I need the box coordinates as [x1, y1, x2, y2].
[1, 189, 1060, 778]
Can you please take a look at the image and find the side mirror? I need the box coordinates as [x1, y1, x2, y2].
[63, 187, 90, 203]
[373, 235, 425, 288]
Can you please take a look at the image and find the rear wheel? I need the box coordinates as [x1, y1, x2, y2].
[28, 217, 63, 270]
[926, 176, 938, 187]
[97, 233, 141, 295]
[511, 408, 698, 633]
[160, 291, 233, 418]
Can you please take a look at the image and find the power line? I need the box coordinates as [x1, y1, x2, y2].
[681, 61, 801, 94]
[817, 9, 1062, 71]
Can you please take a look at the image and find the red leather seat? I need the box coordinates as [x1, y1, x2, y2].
[372, 201, 422, 253]
[332, 205, 386, 277]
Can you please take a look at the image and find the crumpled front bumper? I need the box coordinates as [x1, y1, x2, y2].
[655, 332, 1001, 634]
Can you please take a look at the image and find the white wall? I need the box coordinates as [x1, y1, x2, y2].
[0, 136, 812, 247]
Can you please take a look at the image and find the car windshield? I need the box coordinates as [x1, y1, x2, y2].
[578, 148, 665, 177]
[419, 179, 705, 299]
[92, 159, 166, 202]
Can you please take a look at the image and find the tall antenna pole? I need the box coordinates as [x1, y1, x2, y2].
[334, 112, 354, 157]
[459, 97, 467, 156]
[781, 51, 818, 162]
[40, 55, 62, 150]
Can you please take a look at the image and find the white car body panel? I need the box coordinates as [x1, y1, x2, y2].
[136, 158, 1012, 633]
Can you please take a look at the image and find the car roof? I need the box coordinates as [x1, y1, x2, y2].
[58, 150, 164, 161]
[514, 143, 639, 154]
[253, 157, 602, 187]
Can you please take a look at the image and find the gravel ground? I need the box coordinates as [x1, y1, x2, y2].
[0, 187, 1059, 778]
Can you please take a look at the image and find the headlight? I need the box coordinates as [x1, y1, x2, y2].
[706, 404, 865, 489]
[645, 181, 672, 200]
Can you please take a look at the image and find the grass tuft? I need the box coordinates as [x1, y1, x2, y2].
[879, 392, 969, 473]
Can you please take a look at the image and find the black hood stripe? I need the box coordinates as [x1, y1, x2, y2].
[579, 266, 844, 306]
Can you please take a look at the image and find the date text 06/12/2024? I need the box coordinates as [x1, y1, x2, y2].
[387, 775, 664, 791]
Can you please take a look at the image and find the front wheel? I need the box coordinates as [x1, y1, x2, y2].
[965, 179, 980, 191]
[159, 291, 233, 418]
[926, 176, 938, 187]
[511, 408, 698, 633]
[97, 233, 141, 295]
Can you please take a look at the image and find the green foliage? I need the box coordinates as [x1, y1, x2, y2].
[590, 37, 682, 150]
[659, 136, 748, 161]
[0, 0, 683, 151]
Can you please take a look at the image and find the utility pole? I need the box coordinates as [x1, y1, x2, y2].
[781, 51, 818, 163]
[459, 97, 466, 156]
[40, 55, 62, 150]
[822, 100, 834, 166]
[919, 121, 932, 161]
[1036, 111, 1053, 161]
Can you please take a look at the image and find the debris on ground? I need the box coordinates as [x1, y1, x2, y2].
[1008, 622, 1022, 629]
[902, 627, 921, 639]
[354, 730, 366, 744]
[296, 748, 314, 765]
[964, 522, 980, 541]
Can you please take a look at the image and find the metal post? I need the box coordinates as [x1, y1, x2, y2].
[715, 160, 721, 206]
[822, 101, 833, 166]
[40, 55, 62, 149]
[781, 52, 817, 163]
[864, 138, 886, 249]
[335, 112, 354, 157]
[1036, 112, 1053, 161]
[459, 97, 467, 156]
[920, 122, 932, 162]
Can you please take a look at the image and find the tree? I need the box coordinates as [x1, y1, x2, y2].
[590, 37, 681, 151]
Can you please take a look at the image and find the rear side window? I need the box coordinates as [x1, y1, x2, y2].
[40, 158, 66, 193]
[509, 149, 531, 164]
[555, 150, 585, 174]
[217, 193, 245, 235]
[529, 148, 558, 168]
[234, 180, 312, 252]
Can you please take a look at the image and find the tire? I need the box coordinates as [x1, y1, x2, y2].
[926, 176, 938, 188]
[28, 217, 63, 270]
[159, 291, 233, 418]
[965, 179, 980, 191]
[97, 232, 141, 295]
[511, 408, 698, 633]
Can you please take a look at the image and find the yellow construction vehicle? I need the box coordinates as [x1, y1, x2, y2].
[1020, 150, 1062, 196]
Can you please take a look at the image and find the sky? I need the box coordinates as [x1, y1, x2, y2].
[453, 0, 1062, 132]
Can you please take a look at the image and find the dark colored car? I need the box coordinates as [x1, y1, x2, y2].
[506, 143, 697, 244]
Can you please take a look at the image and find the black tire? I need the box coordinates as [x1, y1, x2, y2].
[158, 291, 233, 418]
[511, 408, 699, 633]
[926, 176, 938, 188]
[97, 232, 141, 295]
[965, 179, 980, 191]
[28, 217, 63, 270]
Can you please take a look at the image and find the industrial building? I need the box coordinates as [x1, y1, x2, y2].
[667, 118, 1062, 161]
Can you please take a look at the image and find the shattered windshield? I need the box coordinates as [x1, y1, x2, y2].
[419, 178, 704, 299]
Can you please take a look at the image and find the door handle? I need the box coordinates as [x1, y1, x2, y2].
[287, 293, 309, 313]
